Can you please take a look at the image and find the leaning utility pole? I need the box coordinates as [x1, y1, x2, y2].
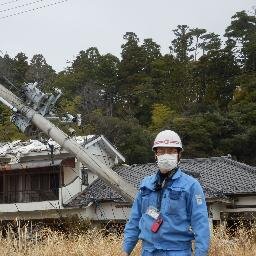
[0, 83, 137, 202]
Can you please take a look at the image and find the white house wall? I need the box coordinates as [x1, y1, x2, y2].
[61, 177, 82, 205]
[61, 162, 85, 204]
[235, 196, 256, 206]
[208, 203, 227, 220]
[224, 208, 256, 213]
[78, 202, 131, 221]
[0, 207, 90, 221]
[0, 200, 61, 214]
[63, 164, 79, 185]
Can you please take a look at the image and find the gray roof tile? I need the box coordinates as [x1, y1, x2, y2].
[66, 156, 256, 208]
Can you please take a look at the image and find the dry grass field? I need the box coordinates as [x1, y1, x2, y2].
[0, 222, 256, 256]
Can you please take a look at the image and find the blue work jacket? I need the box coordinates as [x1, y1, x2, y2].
[123, 168, 210, 256]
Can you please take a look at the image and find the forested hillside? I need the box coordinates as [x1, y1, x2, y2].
[0, 10, 255, 165]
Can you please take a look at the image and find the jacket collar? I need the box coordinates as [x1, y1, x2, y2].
[140, 167, 182, 191]
[172, 168, 182, 180]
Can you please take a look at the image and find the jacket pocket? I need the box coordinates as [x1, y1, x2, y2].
[140, 188, 150, 213]
[169, 190, 182, 200]
[165, 189, 186, 216]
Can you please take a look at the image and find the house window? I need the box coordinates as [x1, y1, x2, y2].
[0, 167, 60, 204]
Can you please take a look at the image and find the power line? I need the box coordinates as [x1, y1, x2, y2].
[0, 0, 68, 20]
[0, 0, 23, 6]
[0, 0, 47, 13]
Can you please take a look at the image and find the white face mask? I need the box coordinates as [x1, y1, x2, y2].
[157, 154, 178, 173]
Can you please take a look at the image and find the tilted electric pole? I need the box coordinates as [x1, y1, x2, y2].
[0, 83, 137, 202]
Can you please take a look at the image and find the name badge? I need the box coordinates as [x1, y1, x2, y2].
[146, 206, 160, 220]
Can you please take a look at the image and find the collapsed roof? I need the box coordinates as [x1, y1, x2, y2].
[0, 135, 125, 166]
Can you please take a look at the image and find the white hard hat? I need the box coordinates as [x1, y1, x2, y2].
[152, 130, 182, 150]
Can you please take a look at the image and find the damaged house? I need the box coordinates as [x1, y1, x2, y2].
[0, 135, 125, 220]
[66, 156, 256, 227]
[0, 136, 256, 228]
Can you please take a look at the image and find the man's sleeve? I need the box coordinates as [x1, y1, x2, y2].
[123, 191, 142, 255]
[188, 181, 210, 256]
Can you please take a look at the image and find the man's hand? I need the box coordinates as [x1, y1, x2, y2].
[121, 252, 129, 256]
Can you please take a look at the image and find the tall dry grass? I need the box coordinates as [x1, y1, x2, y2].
[0, 222, 256, 256]
[209, 225, 256, 256]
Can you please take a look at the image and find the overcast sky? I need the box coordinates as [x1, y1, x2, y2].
[0, 0, 255, 72]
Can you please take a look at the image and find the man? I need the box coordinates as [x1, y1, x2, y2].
[122, 130, 210, 256]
